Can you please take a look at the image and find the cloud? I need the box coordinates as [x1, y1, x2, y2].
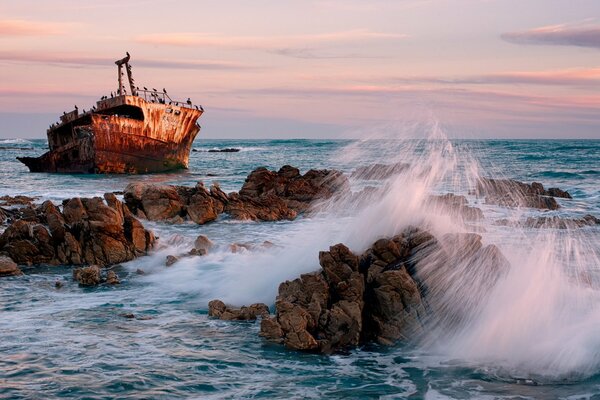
[0, 19, 74, 36]
[270, 47, 386, 59]
[502, 24, 600, 49]
[135, 29, 407, 49]
[0, 51, 252, 70]
[386, 67, 600, 88]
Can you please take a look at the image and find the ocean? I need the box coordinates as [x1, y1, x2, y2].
[0, 136, 599, 399]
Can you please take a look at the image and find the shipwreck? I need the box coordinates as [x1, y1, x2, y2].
[18, 53, 203, 174]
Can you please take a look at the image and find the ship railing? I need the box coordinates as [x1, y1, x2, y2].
[135, 89, 203, 111]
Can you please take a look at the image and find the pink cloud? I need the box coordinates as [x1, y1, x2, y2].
[135, 29, 407, 49]
[0, 19, 74, 36]
[0, 50, 252, 70]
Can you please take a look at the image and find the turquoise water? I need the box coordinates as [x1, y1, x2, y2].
[1, 137, 599, 399]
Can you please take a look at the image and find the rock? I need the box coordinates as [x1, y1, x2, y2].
[0, 256, 22, 277]
[547, 187, 572, 199]
[225, 193, 297, 221]
[229, 243, 253, 253]
[0, 220, 55, 265]
[427, 193, 483, 221]
[0, 195, 36, 207]
[351, 162, 409, 180]
[207, 148, 240, 153]
[261, 226, 510, 354]
[474, 178, 570, 210]
[208, 299, 270, 321]
[165, 255, 179, 266]
[73, 265, 101, 286]
[120, 313, 135, 319]
[123, 166, 349, 224]
[55, 280, 63, 288]
[106, 270, 120, 285]
[135, 268, 146, 275]
[193, 235, 214, 254]
[496, 214, 600, 229]
[0, 195, 155, 267]
[189, 248, 207, 256]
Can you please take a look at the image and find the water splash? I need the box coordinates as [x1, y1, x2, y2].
[127, 119, 600, 381]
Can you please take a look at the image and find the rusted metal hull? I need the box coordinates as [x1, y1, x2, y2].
[18, 95, 202, 174]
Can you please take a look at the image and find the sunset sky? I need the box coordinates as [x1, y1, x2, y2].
[1, 0, 599, 139]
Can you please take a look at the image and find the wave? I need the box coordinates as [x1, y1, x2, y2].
[533, 170, 584, 180]
[0, 138, 32, 144]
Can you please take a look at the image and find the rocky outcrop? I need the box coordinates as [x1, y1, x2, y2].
[0, 194, 155, 266]
[208, 300, 270, 321]
[124, 166, 350, 224]
[475, 178, 571, 210]
[238, 166, 350, 213]
[0, 255, 22, 277]
[260, 227, 509, 353]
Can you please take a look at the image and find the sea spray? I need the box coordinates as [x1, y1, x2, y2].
[123, 124, 600, 381]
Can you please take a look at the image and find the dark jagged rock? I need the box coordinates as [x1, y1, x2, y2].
[124, 166, 349, 224]
[0, 255, 22, 277]
[239, 166, 350, 213]
[208, 299, 270, 321]
[260, 227, 509, 354]
[475, 178, 571, 210]
[0, 195, 155, 266]
[351, 162, 410, 180]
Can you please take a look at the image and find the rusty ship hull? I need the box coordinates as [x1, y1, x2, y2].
[18, 95, 202, 174]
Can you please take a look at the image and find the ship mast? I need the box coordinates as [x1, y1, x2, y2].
[114, 52, 136, 96]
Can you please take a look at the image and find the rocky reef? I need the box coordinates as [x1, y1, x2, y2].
[124, 165, 350, 224]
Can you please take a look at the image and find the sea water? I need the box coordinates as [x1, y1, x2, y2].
[0, 134, 599, 399]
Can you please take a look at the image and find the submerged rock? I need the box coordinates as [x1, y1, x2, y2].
[73, 265, 102, 286]
[0, 255, 22, 277]
[260, 226, 509, 354]
[208, 299, 270, 321]
[193, 235, 214, 254]
[165, 255, 179, 267]
[207, 148, 240, 153]
[106, 270, 120, 285]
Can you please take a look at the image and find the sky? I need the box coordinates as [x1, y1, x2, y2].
[1, 0, 599, 139]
